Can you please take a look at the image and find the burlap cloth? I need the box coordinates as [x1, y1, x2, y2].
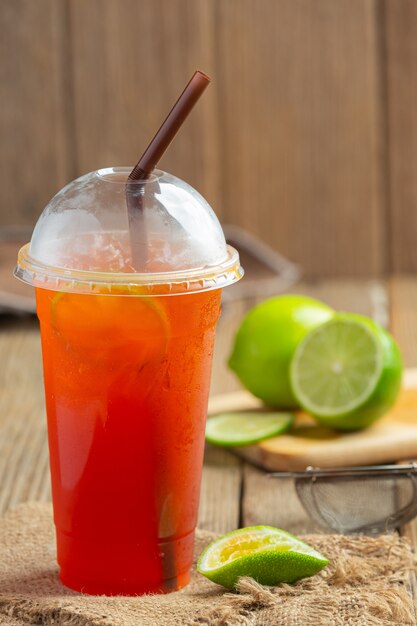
[0, 503, 416, 626]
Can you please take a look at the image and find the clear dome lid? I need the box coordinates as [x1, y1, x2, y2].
[15, 167, 243, 296]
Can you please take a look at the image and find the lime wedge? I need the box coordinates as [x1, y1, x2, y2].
[290, 313, 403, 430]
[197, 525, 328, 589]
[205, 412, 294, 447]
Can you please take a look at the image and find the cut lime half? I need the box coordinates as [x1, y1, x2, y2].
[290, 314, 403, 430]
[205, 412, 294, 447]
[197, 525, 328, 589]
[290, 316, 383, 418]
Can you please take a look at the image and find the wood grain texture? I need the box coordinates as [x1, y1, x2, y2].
[389, 277, 417, 368]
[204, 296, 256, 532]
[216, 0, 386, 277]
[390, 277, 417, 618]
[198, 445, 242, 534]
[242, 463, 322, 534]
[0, 317, 50, 514]
[68, 0, 223, 217]
[385, 0, 417, 272]
[210, 298, 249, 397]
[0, 0, 72, 227]
[0, 0, 396, 278]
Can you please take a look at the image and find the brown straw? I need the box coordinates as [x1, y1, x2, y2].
[126, 70, 211, 271]
[128, 70, 211, 181]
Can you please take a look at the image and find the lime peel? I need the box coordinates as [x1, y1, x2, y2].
[205, 412, 294, 447]
[198, 526, 329, 589]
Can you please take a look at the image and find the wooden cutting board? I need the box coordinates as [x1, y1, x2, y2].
[207, 368, 417, 470]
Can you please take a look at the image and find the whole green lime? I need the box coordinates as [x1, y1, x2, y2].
[228, 295, 334, 408]
[290, 313, 403, 430]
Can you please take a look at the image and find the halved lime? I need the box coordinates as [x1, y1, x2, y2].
[290, 313, 403, 430]
[228, 295, 334, 408]
[197, 525, 328, 589]
[205, 412, 294, 447]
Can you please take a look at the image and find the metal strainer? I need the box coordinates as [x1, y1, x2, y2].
[269, 464, 417, 533]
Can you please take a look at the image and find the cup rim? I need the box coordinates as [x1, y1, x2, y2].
[15, 243, 244, 296]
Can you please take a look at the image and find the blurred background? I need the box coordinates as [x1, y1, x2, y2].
[1, 0, 417, 279]
[4, 0, 417, 544]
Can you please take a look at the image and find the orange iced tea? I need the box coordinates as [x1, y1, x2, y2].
[36, 286, 222, 595]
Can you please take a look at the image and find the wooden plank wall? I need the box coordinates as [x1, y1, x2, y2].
[385, 1, 417, 273]
[0, 0, 416, 278]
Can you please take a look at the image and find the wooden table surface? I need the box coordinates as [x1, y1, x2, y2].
[1, 277, 417, 616]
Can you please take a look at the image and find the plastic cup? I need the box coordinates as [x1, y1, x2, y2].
[15, 167, 243, 595]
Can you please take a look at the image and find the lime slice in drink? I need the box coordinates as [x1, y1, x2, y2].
[197, 526, 328, 589]
[50, 291, 168, 363]
[290, 313, 403, 430]
[205, 412, 294, 447]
